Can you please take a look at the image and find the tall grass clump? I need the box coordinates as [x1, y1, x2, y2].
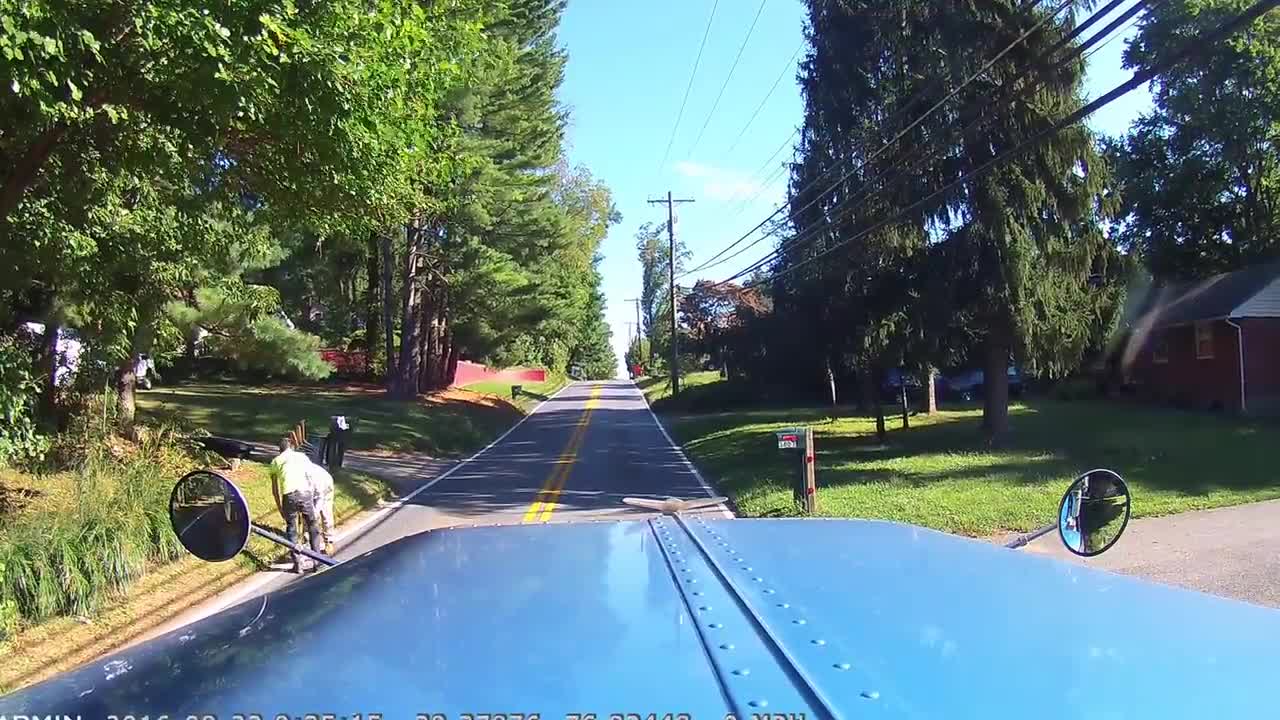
[0, 393, 200, 640]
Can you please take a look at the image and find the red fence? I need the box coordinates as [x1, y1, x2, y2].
[320, 349, 368, 376]
[318, 351, 543, 387]
[453, 360, 546, 387]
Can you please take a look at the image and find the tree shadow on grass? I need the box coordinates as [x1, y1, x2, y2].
[141, 383, 520, 458]
[858, 402, 1278, 495]
[333, 471, 385, 509]
[681, 399, 1280, 499]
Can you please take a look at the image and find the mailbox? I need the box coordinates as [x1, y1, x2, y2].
[776, 428, 805, 450]
[776, 426, 817, 514]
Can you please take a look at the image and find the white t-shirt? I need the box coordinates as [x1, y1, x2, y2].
[271, 448, 311, 496]
[307, 462, 334, 496]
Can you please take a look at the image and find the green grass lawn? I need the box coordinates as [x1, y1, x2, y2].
[138, 382, 523, 457]
[462, 374, 568, 413]
[665, 399, 1280, 536]
[638, 370, 725, 404]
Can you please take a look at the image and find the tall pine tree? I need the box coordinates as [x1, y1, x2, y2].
[791, 0, 1118, 441]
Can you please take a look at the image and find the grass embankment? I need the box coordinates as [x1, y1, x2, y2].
[0, 456, 391, 694]
[638, 371, 729, 405]
[657, 377, 1280, 536]
[139, 381, 526, 456]
[463, 374, 568, 413]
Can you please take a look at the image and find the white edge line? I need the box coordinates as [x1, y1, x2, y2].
[632, 379, 735, 519]
[332, 379, 576, 542]
[197, 380, 577, 616]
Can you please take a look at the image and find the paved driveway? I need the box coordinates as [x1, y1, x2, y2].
[1024, 498, 1280, 608]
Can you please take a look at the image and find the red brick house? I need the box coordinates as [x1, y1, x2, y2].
[1126, 262, 1280, 414]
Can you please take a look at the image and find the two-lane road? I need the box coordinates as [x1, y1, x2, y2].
[338, 379, 727, 558]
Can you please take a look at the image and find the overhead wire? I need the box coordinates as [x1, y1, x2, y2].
[1083, 2, 1147, 59]
[725, 42, 804, 155]
[656, 0, 722, 179]
[722, 0, 1279, 288]
[714, 0, 1157, 285]
[683, 0, 1075, 279]
[676, 125, 802, 277]
[747, 0, 1164, 277]
[687, 0, 770, 159]
[726, 161, 790, 220]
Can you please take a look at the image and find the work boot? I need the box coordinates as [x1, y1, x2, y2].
[324, 541, 335, 556]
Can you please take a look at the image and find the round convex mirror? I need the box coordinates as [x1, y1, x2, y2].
[1058, 468, 1132, 557]
[169, 469, 251, 562]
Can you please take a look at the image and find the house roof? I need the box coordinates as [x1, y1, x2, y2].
[1137, 261, 1280, 328]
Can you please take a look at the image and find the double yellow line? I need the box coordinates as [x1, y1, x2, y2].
[522, 385, 602, 523]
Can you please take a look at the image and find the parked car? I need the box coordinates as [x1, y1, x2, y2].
[880, 367, 922, 401]
[940, 365, 1023, 401]
[20, 322, 85, 386]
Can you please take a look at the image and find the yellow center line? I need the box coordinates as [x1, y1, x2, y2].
[522, 386, 602, 523]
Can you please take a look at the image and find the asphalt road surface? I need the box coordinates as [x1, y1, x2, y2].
[135, 380, 728, 643]
[330, 379, 727, 560]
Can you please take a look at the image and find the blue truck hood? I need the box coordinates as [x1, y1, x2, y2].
[3, 517, 1277, 718]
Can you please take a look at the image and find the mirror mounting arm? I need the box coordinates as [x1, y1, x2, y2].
[1004, 523, 1056, 550]
[251, 525, 339, 567]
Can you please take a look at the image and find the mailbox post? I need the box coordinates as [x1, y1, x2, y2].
[776, 427, 818, 514]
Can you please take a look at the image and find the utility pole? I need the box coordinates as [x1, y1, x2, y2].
[625, 297, 644, 367]
[648, 191, 694, 395]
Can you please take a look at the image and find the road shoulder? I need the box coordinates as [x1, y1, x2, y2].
[634, 379, 735, 518]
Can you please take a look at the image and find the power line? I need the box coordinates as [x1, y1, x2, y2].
[726, 0, 1280, 289]
[685, 0, 1075, 279]
[709, 0, 1161, 285]
[744, 126, 799, 185]
[726, 160, 789, 219]
[1084, 1, 1147, 60]
[656, 0, 722, 179]
[687, 0, 770, 159]
[1045, 0, 1131, 57]
[767, 0, 1080, 239]
[755, 0, 1166, 275]
[1072, 0, 1151, 58]
[725, 43, 803, 155]
[678, 137, 796, 277]
[683, 162, 793, 277]
[683, 0, 1070, 280]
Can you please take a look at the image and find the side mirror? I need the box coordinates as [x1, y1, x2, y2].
[1058, 468, 1132, 557]
[169, 470, 251, 562]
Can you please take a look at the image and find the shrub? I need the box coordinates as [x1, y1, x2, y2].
[0, 420, 195, 637]
[0, 337, 49, 468]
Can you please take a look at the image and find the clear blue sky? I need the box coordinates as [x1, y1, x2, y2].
[555, 0, 1153, 377]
